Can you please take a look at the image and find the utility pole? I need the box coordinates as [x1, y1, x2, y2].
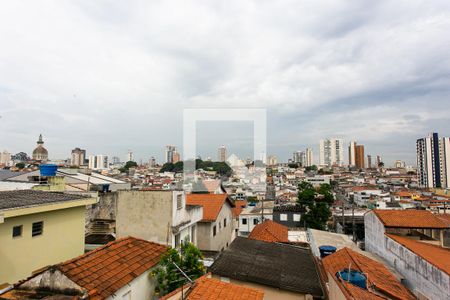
[342, 197, 345, 234]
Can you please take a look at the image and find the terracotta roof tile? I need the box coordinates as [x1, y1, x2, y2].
[57, 237, 167, 299]
[386, 234, 450, 275]
[248, 220, 289, 243]
[373, 209, 449, 228]
[187, 275, 264, 300]
[322, 247, 415, 300]
[186, 194, 233, 222]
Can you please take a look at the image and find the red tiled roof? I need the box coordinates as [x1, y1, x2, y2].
[57, 237, 167, 299]
[248, 220, 289, 243]
[386, 234, 450, 275]
[187, 275, 264, 300]
[186, 194, 233, 222]
[373, 209, 449, 228]
[322, 247, 415, 300]
[232, 200, 247, 217]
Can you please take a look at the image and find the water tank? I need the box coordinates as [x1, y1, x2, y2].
[337, 269, 367, 289]
[319, 245, 337, 258]
[40, 164, 58, 177]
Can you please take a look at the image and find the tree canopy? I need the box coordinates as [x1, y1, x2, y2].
[119, 160, 138, 173]
[159, 159, 232, 176]
[151, 242, 205, 296]
[297, 181, 333, 230]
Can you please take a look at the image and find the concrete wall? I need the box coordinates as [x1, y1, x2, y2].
[326, 273, 348, 300]
[365, 211, 450, 299]
[0, 206, 86, 284]
[116, 191, 172, 246]
[106, 269, 156, 300]
[196, 202, 235, 252]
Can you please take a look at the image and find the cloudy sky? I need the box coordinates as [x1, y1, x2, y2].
[1, 0, 450, 166]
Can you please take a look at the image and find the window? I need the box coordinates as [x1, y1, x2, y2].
[242, 218, 247, 225]
[293, 214, 301, 222]
[32, 221, 43, 237]
[174, 233, 181, 248]
[224, 218, 227, 228]
[213, 225, 217, 236]
[176, 194, 183, 210]
[191, 225, 196, 244]
[280, 214, 288, 221]
[253, 218, 258, 225]
[12, 225, 22, 238]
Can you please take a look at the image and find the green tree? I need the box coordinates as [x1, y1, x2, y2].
[297, 181, 332, 229]
[160, 162, 175, 173]
[152, 243, 205, 296]
[119, 160, 138, 173]
[15, 162, 25, 169]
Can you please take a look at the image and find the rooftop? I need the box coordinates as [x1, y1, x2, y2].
[10, 237, 167, 299]
[187, 275, 264, 300]
[210, 237, 324, 297]
[232, 200, 247, 217]
[386, 234, 450, 275]
[372, 209, 449, 229]
[186, 194, 234, 222]
[322, 247, 415, 300]
[248, 220, 289, 243]
[0, 190, 91, 211]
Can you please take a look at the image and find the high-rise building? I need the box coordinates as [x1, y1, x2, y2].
[305, 148, 313, 167]
[417, 133, 450, 188]
[0, 150, 12, 166]
[218, 145, 227, 162]
[126, 150, 134, 162]
[367, 154, 372, 169]
[395, 160, 406, 168]
[348, 141, 356, 166]
[173, 150, 181, 163]
[267, 155, 278, 166]
[149, 156, 156, 167]
[319, 138, 344, 166]
[70, 148, 86, 166]
[440, 137, 450, 188]
[88, 155, 109, 170]
[354, 145, 364, 169]
[376, 155, 382, 167]
[293, 151, 302, 164]
[165, 145, 176, 164]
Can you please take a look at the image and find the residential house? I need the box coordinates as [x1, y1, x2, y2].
[0, 190, 96, 284]
[248, 219, 289, 243]
[160, 273, 264, 300]
[365, 209, 450, 299]
[186, 194, 235, 252]
[116, 190, 202, 248]
[238, 203, 273, 237]
[322, 247, 415, 300]
[272, 205, 302, 227]
[0, 237, 167, 299]
[210, 237, 325, 299]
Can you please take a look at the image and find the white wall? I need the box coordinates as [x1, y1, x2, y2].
[106, 269, 156, 300]
[365, 211, 449, 300]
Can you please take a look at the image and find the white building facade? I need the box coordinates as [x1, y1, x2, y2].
[319, 138, 344, 167]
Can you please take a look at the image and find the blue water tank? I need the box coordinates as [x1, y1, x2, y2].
[40, 164, 58, 177]
[319, 245, 337, 258]
[337, 269, 367, 289]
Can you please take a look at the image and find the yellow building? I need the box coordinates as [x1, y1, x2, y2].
[0, 190, 96, 284]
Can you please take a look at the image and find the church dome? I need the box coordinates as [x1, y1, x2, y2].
[33, 146, 48, 156]
[32, 134, 49, 161]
